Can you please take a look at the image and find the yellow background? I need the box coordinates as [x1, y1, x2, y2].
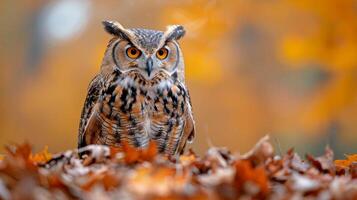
[0, 0, 356, 158]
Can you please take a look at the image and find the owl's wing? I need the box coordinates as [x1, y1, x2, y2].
[177, 90, 195, 154]
[78, 74, 103, 149]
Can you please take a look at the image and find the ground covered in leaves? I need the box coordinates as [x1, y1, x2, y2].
[0, 136, 356, 200]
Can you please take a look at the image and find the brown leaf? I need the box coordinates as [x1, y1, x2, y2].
[307, 146, 334, 174]
[0, 138, 355, 199]
[241, 135, 274, 166]
[350, 162, 357, 179]
[290, 153, 310, 173]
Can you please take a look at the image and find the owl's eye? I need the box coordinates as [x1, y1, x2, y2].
[126, 46, 141, 59]
[156, 48, 169, 60]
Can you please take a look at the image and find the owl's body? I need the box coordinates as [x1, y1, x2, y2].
[78, 21, 195, 156]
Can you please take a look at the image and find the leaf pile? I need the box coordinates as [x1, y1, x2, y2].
[0, 136, 356, 200]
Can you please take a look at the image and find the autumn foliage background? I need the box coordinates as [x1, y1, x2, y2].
[0, 0, 356, 158]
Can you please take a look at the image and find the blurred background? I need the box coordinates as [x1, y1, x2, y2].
[0, 0, 356, 158]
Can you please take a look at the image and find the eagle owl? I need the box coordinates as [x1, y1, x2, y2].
[78, 21, 195, 156]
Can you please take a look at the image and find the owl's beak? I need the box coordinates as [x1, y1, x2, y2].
[146, 57, 153, 77]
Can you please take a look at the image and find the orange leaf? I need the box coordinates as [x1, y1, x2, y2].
[234, 160, 269, 197]
[5, 143, 32, 159]
[122, 141, 158, 164]
[142, 141, 158, 161]
[335, 154, 357, 168]
[29, 146, 52, 164]
[81, 171, 120, 191]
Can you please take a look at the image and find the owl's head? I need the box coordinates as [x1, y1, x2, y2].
[101, 20, 186, 81]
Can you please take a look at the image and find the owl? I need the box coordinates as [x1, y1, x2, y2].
[78, 21, 195, 156]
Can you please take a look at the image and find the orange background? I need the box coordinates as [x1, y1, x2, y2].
[0, 0, 356, 158]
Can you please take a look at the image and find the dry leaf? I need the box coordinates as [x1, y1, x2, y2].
[0, 137, 355, 199]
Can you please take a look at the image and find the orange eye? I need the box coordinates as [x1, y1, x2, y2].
[126, 46, 141, 59]
[156, 48, 169, 60]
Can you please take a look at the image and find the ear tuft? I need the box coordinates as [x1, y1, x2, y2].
[102, 20, 131, 40]
[165, 25, 186, 41]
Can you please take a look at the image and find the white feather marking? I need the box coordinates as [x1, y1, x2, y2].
[121, 76, 135, 87]
[157, 79, 172, 90]
[143, 117, 151, 136]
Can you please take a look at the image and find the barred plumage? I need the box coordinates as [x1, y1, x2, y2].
[78, 21, 195, 156]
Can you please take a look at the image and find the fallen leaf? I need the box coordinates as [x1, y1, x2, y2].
[29, 146, 52, 164]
